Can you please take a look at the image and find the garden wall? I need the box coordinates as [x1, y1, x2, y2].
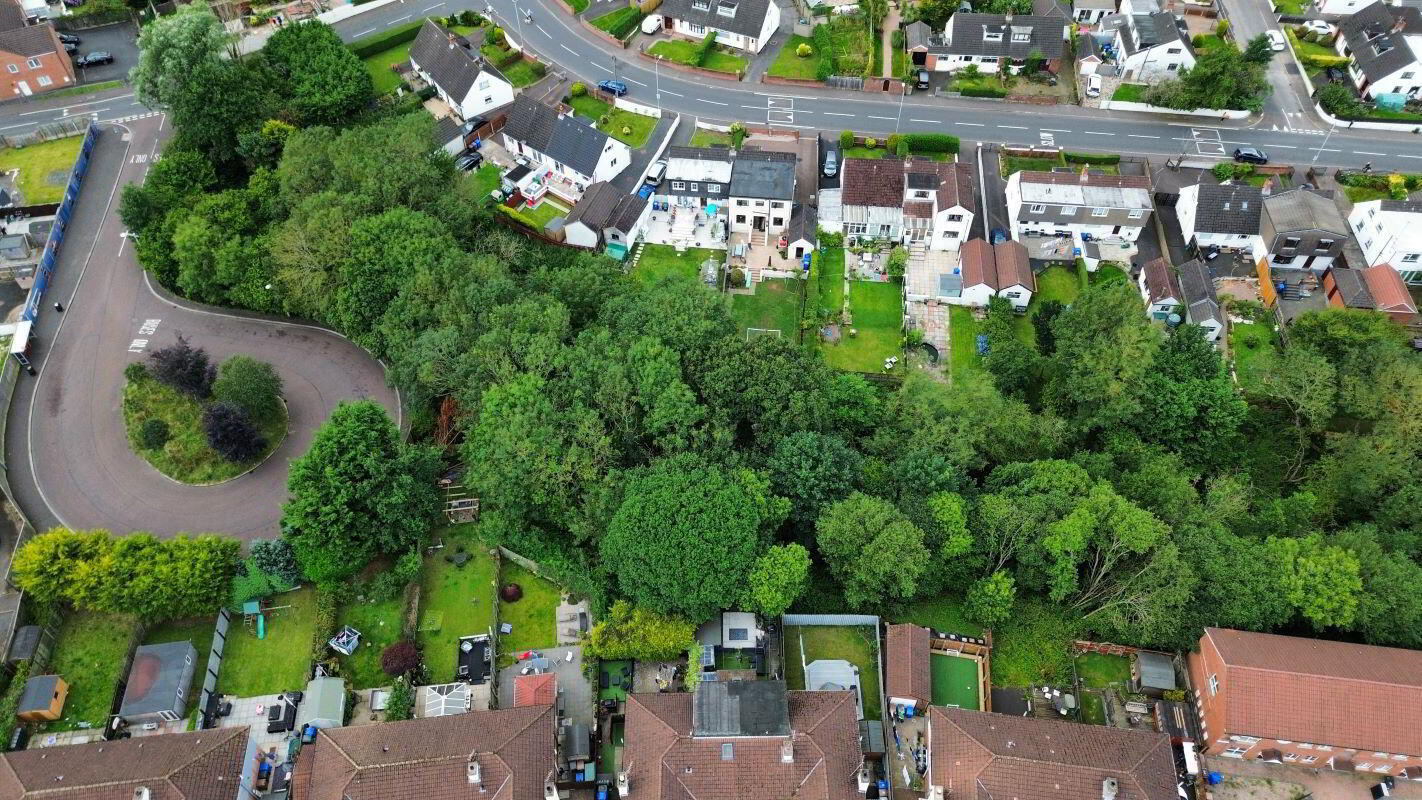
[1313, 103, 1422, 131]
[580, 17, 631, 49]
[1100, 100, 1250, 118]
[615, 97, 662, 118]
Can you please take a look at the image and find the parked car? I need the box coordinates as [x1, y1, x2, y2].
[1324, 66, 1346, 83]
[62, 41, 76, 53]
[990, 227, 1009, 244]
[1301, 20, 1332, 37]
[1086, 74, 1102, 98]
[57, 32, 80, 45]
[640, 13, 663, 34]
[822, 149, 838, 178]
[74, 51, 113, 68]
[455, 151, 483, 171]
[638, 183, 655, 200]
[597, 79, 628, 97]
[1233, 147, 1269, 165]
[915, 69, 930, 90]
[1266, 30, 1286, 51]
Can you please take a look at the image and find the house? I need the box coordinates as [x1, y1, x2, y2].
[926, 12, 1070, 73]
[1073, 0, 1117, 26]
[1131, 651, 1178, 696]
[15, 674, 65, 723]
[786, 203, 818, 261]
[1323, 263, 1375, 310]
[1336, 1, 1422, 100]
[885, 623, 931, 716]
[1006, 170, 1154, 254]
[1176, 182, 1265, 260]
[562, 181, 650, 250]
[119, 640, 197, 724]
[0, 726, 251, 799]
[0, 0, 75, 98]
[501, 95, 632, 188]
[956, 239, 1035, 309]
[292, 704, 558, 800]
[622, 681, 866, 799]
[1178, 258, 1224, 341]
[926, 707, 1178, 800]
[1260, 188, 1351, 271]
[1318, 0, 1372, 14]
[296, 675, 347, 730]
[407, 21, 513, 122]
[1113, 4, 1196, 83]
[659, 146, 734, 211]
[1363, 263, 1419, 322]
[840, 158, 976, 250]
[1138, 256, 1182, 321]
[1348, 199, 1422, 283]
[656, 0, 781, 53]
[728, 149, 797, 240]
[1188, 627, 1422, 775]
[513, 672, 558, 707]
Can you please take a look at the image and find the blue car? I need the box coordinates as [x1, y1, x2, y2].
[638, 184, 655, 199]
[990, 227, 1009, 244]
[598, 80, 629, 97]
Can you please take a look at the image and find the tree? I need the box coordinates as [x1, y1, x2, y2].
[840, 130, 854, 150]
[168, 59, 276, 165]
[282, 400, 442, 583]
[982, 297, 1038, 397]
[263, 21, 374, 126]
[130, 2, 231, 107]
[1132, 324, 1246, 467]
[249, 538, 302, 586]
[886, 246, 908, 279]
[904, 0, 958, 29]
[1252, 347, 1336, 482]
[1268, 534, 1363, 629]
[1242, 33, 1275, 65]
[1317, 83, 1368, 118]
[202, 402, 267, 462]
[767, 432, 862, 527]
[120, 148, 218, 236]
[741, 543, 811, 617]
[213, 355, 284, 423]
[1144, 46, 1269, 112]
[381, 640, 422, 676]
[148, 334, 216, 398]
[583, 600, 696, 660]
[1031, 299, 1065, 355]
[1044, 280, 1157, 433]
[138, 418, 170, 450]
[966, 570, 1016, 627]
[816, 493, 930, 609]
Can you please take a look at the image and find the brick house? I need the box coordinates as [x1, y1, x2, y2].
[0, 726, 250, 798]
[885, 623, 932, 716]
[1188, 627, 1422, 778]
[0, 0, 75, 98]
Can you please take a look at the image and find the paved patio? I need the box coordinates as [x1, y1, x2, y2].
[216, 692, 300, 754]
[644, 204, 727, 249]
[1203, 754, 1422, 800]
[905, 248, 961, 300]
[496, 645, 593, 729]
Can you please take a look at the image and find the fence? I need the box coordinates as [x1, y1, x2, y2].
[1072, 639, 1139, 657]
[826, 75, 864, 91]
[195, 608, 231, 729]
[0, 116, 89, 150]
[782, 613, 880, 626]
[22, 121, 99, 323]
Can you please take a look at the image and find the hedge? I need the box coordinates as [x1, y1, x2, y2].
[1065, 152, 1120, 165]
[695, 31, 718, 67]
[902, 132, 960, 154]
[813, 24, 833, 81]
[1300, 53, 1349, 68]
[960, 86, 1008, 98]
[498, 204, 549, 232]
[348, 20, 426, 59]
[593, 6, 645, 38]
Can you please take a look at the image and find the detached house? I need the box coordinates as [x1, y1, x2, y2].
[1138, 256, 1182, 320]
[408, 20, 513, 122]
[1259, 188, 1350, 271]
[1113, 1, 1195, 82]
[926, 12, 1070, 73]
[1336, 1, 1422, 101]
[1176, 182, 1265, 259]
[1006, 170, 1153, 255]
[839, 157, 976, 250]
[1348, 199, 1422, 283]
[1073, 0, 1117, 26]
[656, 0, 780, 54]
[1178, 259, 1224, 341]
[563, 181, 650, 250]
[501, 95, 631, 188]
[0, 0, 74, 98]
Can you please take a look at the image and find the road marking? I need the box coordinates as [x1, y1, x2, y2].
[767, 96, 793, 109]
[867, 115, 894, 120]
[1084, 131, 1114, 135]
[741, 105, 764, 110]
[1312, 147, 1341, 152]
[956, 122, 984, 126]
[909, 118, 937, 123]
[127, 339, 148, 353]
[1128, 134, 1159, 139]
[1268, 144, 1297, 149]
[562, 43, 578, 55]
[355, 27, 377, 36]
[536, 23, 549, 36]
[129, 154, 148, 164]
[423, 1, 444, 9]
[1396, 154, 1422, 159]
[768, 109, 794, 124]
[392, 13, 411, 21]
[592, 62, 611, 72]
[137, 319, 161, 336]
[824, 111, 855, 117]
[1000, 125, 1027, 129]
[1041, 128, 1071, 133]
[1039, 132, 1055, 146]
[1353, 150, 1385, 156]
[624, 77, 647, 86]
[698, 98, 728, 106]
[660, 89, 682, 97]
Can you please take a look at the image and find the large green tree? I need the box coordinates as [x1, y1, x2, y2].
[1045, 280, 1157, 434]
[767, 432, 862, 527]
[816, 492, 930, 609]
[263, 21, 374, 126]
[741, 543, 812, 617]
[130, 2, 231, 107]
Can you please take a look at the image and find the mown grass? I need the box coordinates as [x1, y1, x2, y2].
[1111, 83, 1148, 102]
[1076, 652, 1131, 688]
[732, 278, 801, 339]
[42, 612, 137, 732]
[566, 94, 657, 147]
[768, 34, 818, 80]
[496, 562, 560, 667]
[689, 128, 733, 148]
[122, 375, 287, 485]
[1230, 320, 1277, 391]
[216, 586, 317, 698]
[338, 590, 407, 691]
[647, 39, 747, 74]
[635, 244, 718, 284]
[893, 595, 984, 636]
[783, 625, 881, 720]
[820, 280, 902, 372]
[419, 525, 498, 683]
[0, 136, 83, 204]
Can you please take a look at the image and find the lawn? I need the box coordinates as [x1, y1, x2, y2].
[42, 612, 137, 732]
[1286, 28, 1336, 60]
[1274, 0, 1305, 13]
[469, 162, 501, 198]
[1092, 264, 1130, 285]
[1111, 83, 1148, 103]
[816, 248, 846, 316]
[647, 39, 747, 74]
[217, 586, 318, 698]
[930, 652, 981, 709]
[362, 23, 476, 94]
[732, 278, 801, 339]
[566, 95, 657, 147]
[689, 128, 733, 148]
[1193, 34, 1229, 52]
[820, 280, 902, 372]
[844, 145, 950, 162]
[1034, 264, 1080, 307]
[419, 525, 498, 683]
[522, 199, 571, 229]
[1230, 320, 1277, 390]
[1345, 185, 1391, 203]
[947, 73, 1005, 95]
[988, 599, 1079, 687]
[892, 595, 984, 637]
[500, 59, 543, 88]
[591, 6, 642, 35]
[338, 591, 407, 690]
[1002, 155, 1061, 175]
[783, 625, 881, 720]
[0, 135, 83, 205]
[717, 649, 754, 670]
[44, 80, 123, 100]
[769, 34, 818, 80]
[1080, 690, 1107, 724]
[496, 562, 560, 667]
[142, 616, 216, 718]
[635, 244, 718, 284]
[121, 374, 287, 485]
[1076, 652, 1131, 689]
[948, 305, 982, 381]
[826, 16, 871, 76]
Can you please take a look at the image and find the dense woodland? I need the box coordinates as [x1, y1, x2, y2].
[115, 9, 1422, 654]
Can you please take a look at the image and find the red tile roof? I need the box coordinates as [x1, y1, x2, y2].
[994, 241, 1034, 292]
[885, 624, 931, 707]
[1202, 627, 1422, 755]
[0, 727, 249, 800]
[1363, 264, 1418, 317]
[929, 707, 1177, 800]
[960, 239, 996, 290]
[1141, 257, 1179, 304]
[839, 158, 975, 214]
[514, 673, 557, 707]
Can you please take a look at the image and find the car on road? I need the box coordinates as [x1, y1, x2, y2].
[1233, 147, 1269, 165]
[57, 32, 80, 45]
[645, 159, 667, 186]
[1301, 20, 1332, 37]
[822, 149, 838, 177]
[597, 80, 628, 97]
[1266, 30, 1286, 51]
[74, 51, 113, 68]
[455, 151, 483, 171]
[1086, 74, 1102, 98]
[641, 14, 662, 34]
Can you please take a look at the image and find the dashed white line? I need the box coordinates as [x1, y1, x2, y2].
[1312, 147, 1342, 152]
[1041, 128, 1071, 133]
[562, 43, 578, 55]
[1353, 150, 1385, 156]
[660, 89, 683, 97]
[1084, 131, 1114, 135]
[698, 99, 728, 106]
[535, 23, 549, 36]
[741, 105, 764, 110]
[354, 27, 377, 36]
[1128, 134, 1159, 139]
[592, 63, 611, 72]
[1000, 125, 1027, 129]
[423, 1, 444, 9]
[824, 111, 854, 117]
[1268, 144, 1297, 149]
[867, 115, 895, 120]
[1397, 154, 1422, 159]
[391, 13, 411, 22]
[625, 77, 647, 86]
[909, 118, 938, 123]
[956, 122, 984, 126]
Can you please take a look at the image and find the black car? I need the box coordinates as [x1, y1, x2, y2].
[1233, 147, 1269, 165]
[455, 152, 483, 171]
[63, 41, 77, 53]
[74, 51, 113, 68]
[57, 33, 80, 45]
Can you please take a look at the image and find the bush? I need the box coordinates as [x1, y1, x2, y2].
[310, 584, 342, 663]
[864, 137, 877, 148]
[570, 82, 586, 97]
[797, 42, 813, 57]
[138, 417, 171, 450]
[1215, 19, 1229, 37]
[892, 28, 905, 48]
[384, 676, 414, 721]
[730, 122, 747, 147]
[897, 139, 909, 156]
[814, 24, 833, 81]
[583, 600, 695, 660]
[903, 132, 961, 154]
[1064, 151, 1120, 165]
[148, 334, 216, 398]
[959, 85, 1008, 98]
[694, 31, 718, 67]
[251, 538, 302, 585]
[202, 401, 267, 463]
[1191, 34, 1204, 47]
[886, 133, 901, 152]
[124, 361, 147, 383]
[0, 660, 32, 732]
[213, 355, 283, 423]
[1318, 83, 1368, 119]
[381, 640, 422, 676]
[839, 129, 854, 150]
[1301, 53, 1349, 68]
[347, 21, 425, 59]
[1212, 162, 1236, 182]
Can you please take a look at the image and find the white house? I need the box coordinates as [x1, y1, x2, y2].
[1138, 256, 1182, 321]
[562, 181, 650, 250]
[1112, 2, 1195, 83]
[1176, 182, 1265, 259]
[1337, 1, 1422, 100]
[408, 21, 514, 122]
[839, 157, 976, 250]
[1318, 0, 1369, 14]
[501, 95, 631, 188]
[1073, 0, 1117, 26]
[925, 12, 1071, 73]
[727, 149, 797, 239]
[1349, 199, 1422, 283]
[1178, 259, 1224, 341]
[1006, 170, 1153, 245]
[656, 0, 780, 53]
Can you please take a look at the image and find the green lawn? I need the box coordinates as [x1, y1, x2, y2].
[1111, 83, 1149, 102]
[0, 136, 83, 205]
[717, 649, 754, 670]
[843, 145, 886, 160]
[1080, 690, 1107, 724]
[1034, 264, 1080, 307]
[469, 163, 501, 198]
[338, 592, 407, 690]
[988, 599, 1079, 687]
[783, 625, 881, 720]
[523, 199, 571, 229]
[496, 562, 560, 667]
[769, 34, 818, 80]
[43, 612, 137, 732]
[826, 16, 871, 76]
[635, 244, 718, 284]
[689, 128, 733, 148]
[1003, 155, 1061, 175]
[591, 6, 642, 36]
[1286, 28, 1336, 60]
[820, 280, 902, 372]
[947, 73, 1005, 95]
[817, 248, 846, 315]
[567, 0, 588, 10]
[44, 80, 123, 100]
[1230, 320, 1277, 391]
[419, 525, 498, 683]
[1274, 0, 1305, 13]
[892, 47, 907, 79]
[930, 652, 981, 709]
[1193, 34, 1229, 52]
[217, 586, 318, 698]
[1076, 652, 1131, 688]
[892, 595, 984, 636]
[647, 39, 747, 74]
[1346, 185, 1391, 203]
[732, 278, 801, 338]
[948, 305, 982, 380]
[122, 375, 287, 485]
[142, 616, 216, 716]
[362, 24, 476, 94]
[1092, 264, 1130, 285]
[566, 95, 657, 147]
[501, 59, 543, 88]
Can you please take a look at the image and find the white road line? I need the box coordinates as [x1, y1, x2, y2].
[536, 23, 549, 36]
[1312, 147, 1341, 152]
[1397, 154, 1422, 159]
[625, 77, 647, 86]
[1041, 128, 1071, 133]
[1267, 144, 1297, 149]
[354, 27, 377, 36]
[423, 1, 444, 9]
[956, 122, 984, 126]
[867, 115, 894, 120]
[1128, 134, 1159, 139]
[562, 43, 578, 55]
[592, 62, 611, 72]
[1084, 131, 1114, 135]
[824, 111, 854, 117]
[391, 13, 411, 21]
[699, 98, 728, 106]
[1000, 125, 1027, 129]
[741, 105, 764, 110]
[660, 89, 683, 97]
[1353, 150, 1385, 156]
[909, 118, 937, 123]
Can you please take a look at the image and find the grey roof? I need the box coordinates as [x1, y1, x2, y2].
[17, 675, 58, 714]
[7, 625, 39, 662]
[432, 114, 464, 148]
[666, 145, 734, 162]
[503, 95, 615, 179]
[119, 640, 196, 717]
[1194, 182, 1263, 235]
[1262, 188, 1349, 236]
[658, 0, 776, 39]
[1033, 0, 1068, 16]
[945, 13, 1067, 60]
[1178, 259, 1222, 325]
[0, 0, 26, 30]
[1340, 1, 1422, 83]
[1119, 11, 1191, 56]
[730, 150, 796, 200]
[408, 21, 503, 104]
[787, 203, 817, 244]
[906, 20, 933, 50]
[1136, 652, 1177, 690]
[565, 181, 646, 233]
[691, 680, 792, 737]
[0, 18, 61, 59]
[1330, 266, 1375, 308]
[1380, 199, 1422, 213]
[1074, 0, 1117, 10]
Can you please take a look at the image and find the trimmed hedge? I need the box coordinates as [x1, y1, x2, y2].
[902, 132, 960, 154]
[695, 31, 718, 67]
[960, 85, 1008, 98]
[348, 19, 426, 59]
[1065, 152, 1120, 165]
[1300, 53, 1349, 68]
[499, 204, 549, 232]
[813, 24, 833, 81]
[593, 6, 645, 38]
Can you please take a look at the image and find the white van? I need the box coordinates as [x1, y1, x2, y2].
[1086, 74, 1102, 98]
[641, 13, 663, 34]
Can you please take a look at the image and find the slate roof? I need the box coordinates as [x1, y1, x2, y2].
[408, 20, 502, 104]
[1339, 1, 1422, 83]
[1330, 266, 1375, 308]
[788, 203, 818, 244]
[513, 673, 557, 707]
[0, 726, 249, 800]
[120, 640, 196, 718]
[291, 704, 556, 800]
[905, 20, 933, 49]
[666, 145, 734, 162]
[1379, 198, 1422, 214]
[945, 13, 1067, 60]
[1032, 0, 1069, 18]
[1119, 10, 1192, 56]
[1361, 263, 1417, 315]
[730, 149, 796, 200]
[1177, 259, 1222, 325]
[625, 689, 863, 800]
[885, 624, 931, 706]
[566, 181, 648, 234]
[0, 18, 61, 59]
[1261, 188, 1348, 236]
[1074, 0, 1117, 11]
[1192, 182, 1262, 235]
[1201, 627, 1422, 756]
[929, 707, 1178, 800]
[503, 95, 615, 179]
[1141, 256, 1180, 304]
[16, 674, 58, 714]
[659, 0, 776, 39]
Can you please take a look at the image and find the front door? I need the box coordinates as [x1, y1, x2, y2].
[754, 216, 765, 232]
[16, 81, 29, 96]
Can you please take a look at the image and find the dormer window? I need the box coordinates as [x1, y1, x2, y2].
[1011, 30, 1030, 42]
[984, 26, 1004, 41]
[716, 0, 736, 16]
[692, 0, 710, 10]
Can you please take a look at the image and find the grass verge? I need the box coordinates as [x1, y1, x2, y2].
[0, 136, 83, 204]
[122, 375, 287, 485]
[1111, 83, 1148, 103]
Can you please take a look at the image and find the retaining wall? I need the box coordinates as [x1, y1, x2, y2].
[1100, 100, 1251, 118]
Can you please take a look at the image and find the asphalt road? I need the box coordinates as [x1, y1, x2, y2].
[2, 116, 400, 540]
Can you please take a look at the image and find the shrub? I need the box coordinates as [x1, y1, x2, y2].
[814, 24, 833, 80]
[347, 23, 424, 59]
[886, 246, 908, 278]
[959, 85, 1008, 98]
[213, 355, 283, 423]
[730, 121, 747, 147]
[694, 31, 718, 67]
[864, 137, 877, 148]
[570, 82, 587, 97]
[138, 417, 171, 450]
[583, 600, 695, 661]
[384, 676, 414, 721]
[892, 29, 905, 49]
[966, 569, 1016, 627]
[310, 584, 342, 663]
[1302, 28, 1318, 42]
[501, 583, 524, 602]
[367, 569, 407, 600]
[1191, 34, 1204, 47]
[1065, 151, 1121, 165]
[622, 125, 631, 135]
[797, 42, 813, 57]
[1212, 162, 1236, 182]
[124, 361, 147, 383]
[897, 139, 909, 156]
[201, 401, 267, 463]
[1318, 83, 1368, 119]
[381, 640, 422, 676]
[530, 61, 546, 77]
[903, 132, 961, 154]
[1215, 19, 1229, 37]
[886, 133, 901, 152]
[839, 129, 854, 150]
[250, 538, 302, 585]
[148, 334, 216, 398]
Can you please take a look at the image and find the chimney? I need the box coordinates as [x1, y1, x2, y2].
[617, 771, 630, 796]
[1393, 13, 1407, 34]
[1103, 777, 1120, 800]
[1004, 13, 1013, 23]
[780, 739, 795, 764]
[133, 789, 153, 800]
[448, 32, 458, 48]
[467, 757, 481, 786]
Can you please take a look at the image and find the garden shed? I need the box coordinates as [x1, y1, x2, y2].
[119, 640, 197, 724]
[295, 676, 346, 730]
[1131, 651, 1177, 696]
[16, 674, 66, 723]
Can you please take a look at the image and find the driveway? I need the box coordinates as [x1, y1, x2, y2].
[2, 115, 400, 541]
[976, 144, 1008, 240]
[65, 21, 139, 86]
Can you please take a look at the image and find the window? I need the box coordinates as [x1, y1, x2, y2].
[5, 64, 15, 74]
[773, 217, 784, 226]
[754, 200, 765, 207]
[1029, 203, 1047, 214]
[1222, 747, 1248, 758]
[1274, 255, 1295, 265]
[1404, 72, 1416, 79]
[716, 2, 736, 17]
[879, 224, 893, 236]
[1011, 31, 1030, 42]
[1167, 47, 1181, 53]
[1394, 754, 1409, 761]
[688, 22, 705, 34]
[736, 214, 746, 223]
[1004, 290, 1021, 298]
[1402, 253, 1420, 262]
[690, 182, 699, 191]
[737, 199, 748, 206]
[945, 231, 958, 238]
[1230, 737, 1261, 745]
[1208, 674, 1219, 696]
[1092, 207, 1108, 217]
[478, 79, 490, 90]
[37, 75, 50, 86]
[846, 223, 867, 234]
[1356, 762, 1373, 771]
[1317, 239, 1335, 250]
[1128, 209, 1143, 219]
[947, 214, 963, 221]
[692, 0, 709, 9]
[1299, 744, 1313, 750]
[708, 183, 721, 192]
[1301, 756, 1318, 764]
[984, 29, 1004, 42]
[1283, 236, 1301, 248]
[1167, 63, 1179, 70]
[721, 743, 734, 760]
[914, 190, 930, 199]
[1283, 753, 1298, 762]
[771, 201, 784, 209]
[26, 57, 40, 69]
[1060, 206, 1076, 215]
[484, 96, 493, 104]
[672, 181, 686, 191]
